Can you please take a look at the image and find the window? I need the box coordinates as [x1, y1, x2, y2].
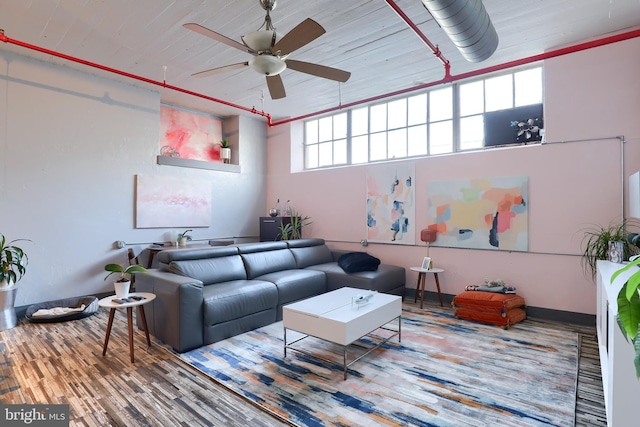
[303, 66, 543, 169]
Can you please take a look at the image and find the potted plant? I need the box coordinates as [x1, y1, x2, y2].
[0, 234, 30, 289]
[580, 221, 637, 280]
[104, 263, 148, 298]
[0, 234, 30, 330]
[219, 139, 231, 164]
[278, 209, 312, 240]
[177, 229, 192, 246]
[610, 256, 640, 377]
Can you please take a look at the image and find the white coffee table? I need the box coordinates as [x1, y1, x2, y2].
[283, 287, 401, 379]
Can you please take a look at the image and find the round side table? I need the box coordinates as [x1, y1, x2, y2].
[98, 292, 156, 363]
[410, 267, 444, 308]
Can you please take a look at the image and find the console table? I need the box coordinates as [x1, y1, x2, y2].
[596, 260, 640, 426]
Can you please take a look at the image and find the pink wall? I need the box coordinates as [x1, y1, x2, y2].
[266, 37, 640, 315]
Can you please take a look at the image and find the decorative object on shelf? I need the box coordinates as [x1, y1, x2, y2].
[269, 208, 278, 217]
[608, 240, 624, 263]
[610, 257, 640, 377]
[177, 229, 193, 246]
[278, 209, 312, 240]
[219, 139, 231, 164]
[284, 200, 292, 216]
[420, 228, 437, 270]
[581, 221, 638, 279]
[104, 262, 148, 298]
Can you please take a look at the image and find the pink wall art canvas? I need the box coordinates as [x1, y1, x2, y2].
[427, 176, 528, 251]
[366, 164, 415, 244]
[159, 104, 223, 162]
[135, 175, 212, 228]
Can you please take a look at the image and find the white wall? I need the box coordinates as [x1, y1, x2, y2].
[266, 37, 640, 315]
[0, 50, 267, 306]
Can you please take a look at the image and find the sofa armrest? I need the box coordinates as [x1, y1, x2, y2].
[135, 270, 205, 352]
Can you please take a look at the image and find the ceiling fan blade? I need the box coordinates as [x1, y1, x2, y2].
[272, 18, 325, 56]
[266, 75, 286, 99]
[183, 23, 252, 53]
[286, 60, 351, 82]
[192, 62, 249, 78]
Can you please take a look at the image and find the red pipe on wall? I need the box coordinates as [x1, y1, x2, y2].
[270, 27, 640, 127]
[0, 30, 273, 125]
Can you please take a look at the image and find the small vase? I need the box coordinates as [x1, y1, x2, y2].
[114, 280, 131, 298]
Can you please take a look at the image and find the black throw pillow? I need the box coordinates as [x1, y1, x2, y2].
[337, 252, 381, 273]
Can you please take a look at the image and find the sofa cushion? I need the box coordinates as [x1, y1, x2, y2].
[202, 280, 278, 326]
[239, 244, 297, 279]
[257, 269, 327, 305]
[337, 252, 381, 273]
[169, 254, 247, 285]
[288, 240, 334, 268]
[307, 262, 405, 295]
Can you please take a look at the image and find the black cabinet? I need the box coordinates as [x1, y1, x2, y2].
[259, 216, 292, 241]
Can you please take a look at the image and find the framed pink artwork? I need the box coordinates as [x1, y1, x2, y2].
[159, 104, 223, 162]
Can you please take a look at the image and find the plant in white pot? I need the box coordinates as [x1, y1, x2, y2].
[219, 139, 231, 164]
[0, 233, 30, 330]
[104, 263, 148, 298]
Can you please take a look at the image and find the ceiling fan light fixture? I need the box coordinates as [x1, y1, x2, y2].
[249, 55, 286, 76]
[242, 30, 282, 52]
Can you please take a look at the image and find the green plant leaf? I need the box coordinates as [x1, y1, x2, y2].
[611, 257, 640, 283]
[626, 270, 640, 301]
[617, 285, 640, 340]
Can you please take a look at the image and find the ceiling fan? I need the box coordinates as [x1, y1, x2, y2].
[183, 0, 351, 100]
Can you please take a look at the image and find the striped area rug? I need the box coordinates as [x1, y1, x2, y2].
[179, 305, 578, 426]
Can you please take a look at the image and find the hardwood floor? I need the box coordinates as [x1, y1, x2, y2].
[0, 301, 605, 426]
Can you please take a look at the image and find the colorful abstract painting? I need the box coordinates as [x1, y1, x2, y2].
[428, 176, 528, 251]
[159, 104, 223, 162]
[135, 175, 212, 228]
[367, 164, 415, 244]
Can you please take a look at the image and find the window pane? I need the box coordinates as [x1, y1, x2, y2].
[352, 107, 368, 136]
[460, 115, 484, 150]
[305, 120, 318, 145]
[333, 113, 347, 139]
[318, 117, 332, 142]
[485, 74, 513, 112]
[408, 125, 427, 156]
[429, 87, 452, 121]
[460, 81, 484, 116]
[388, 128, 407, 159]
[370, 132, 387, 161]
[318, 141, 332, 167]
[352, 135, 369, 164]
[334, 139, 347, 164]
[429, 120, 453, 154]
[305, 144, 318, 168]
[388, 99, 407, 129]
[408, 94, 427, 125]
[515, 68, 542, 106]
[370, 104, 387, 133]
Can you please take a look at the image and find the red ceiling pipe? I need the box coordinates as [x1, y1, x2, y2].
[383, 0, 451, 79]
[270, 27, 640, 127]
[0, 30, 273, 125]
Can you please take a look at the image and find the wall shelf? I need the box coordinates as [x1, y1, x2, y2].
[157, 156, 241, 173]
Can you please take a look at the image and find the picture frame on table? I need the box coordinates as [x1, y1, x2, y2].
[421, 257, 432, 270]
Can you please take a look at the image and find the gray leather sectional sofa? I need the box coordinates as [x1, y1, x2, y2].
[135, 238, 405, 352]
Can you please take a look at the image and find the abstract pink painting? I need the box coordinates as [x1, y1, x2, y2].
[160, 104, 223, 162]
[135, 175, 212, 228]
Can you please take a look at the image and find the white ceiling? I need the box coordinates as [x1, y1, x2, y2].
[1, 0, 639, 122]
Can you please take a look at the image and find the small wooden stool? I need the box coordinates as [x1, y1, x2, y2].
[410, 267, 444, 308]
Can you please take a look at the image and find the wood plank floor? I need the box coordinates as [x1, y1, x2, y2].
[0, 300, 606, 426]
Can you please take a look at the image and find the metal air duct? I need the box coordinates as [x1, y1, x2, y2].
[421, 0, 498, 62]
